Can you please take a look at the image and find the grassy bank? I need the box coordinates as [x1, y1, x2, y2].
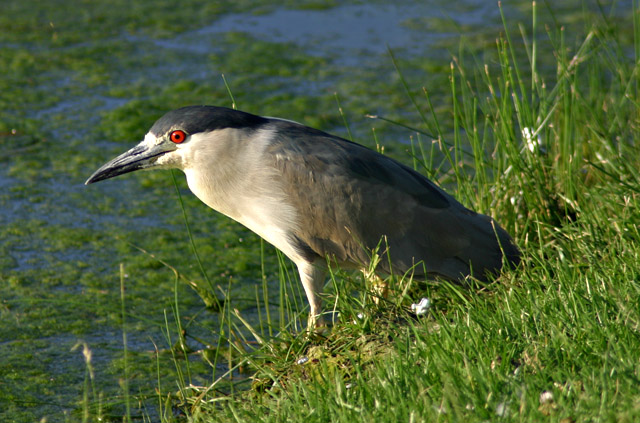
[95, 3, 640, 422]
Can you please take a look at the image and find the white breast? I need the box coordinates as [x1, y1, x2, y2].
[179, 128, 305, 264]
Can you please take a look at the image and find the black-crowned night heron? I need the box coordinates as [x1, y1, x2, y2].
[86, 105, 519, 327]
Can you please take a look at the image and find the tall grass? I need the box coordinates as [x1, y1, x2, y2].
[193, 3, 639, 422]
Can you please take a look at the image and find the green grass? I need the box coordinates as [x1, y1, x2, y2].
[74, 2, 640, 422]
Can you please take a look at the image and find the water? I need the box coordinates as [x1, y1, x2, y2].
[155, 3, 493, 63]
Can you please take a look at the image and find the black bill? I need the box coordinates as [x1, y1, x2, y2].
[85, 142, 175, 185]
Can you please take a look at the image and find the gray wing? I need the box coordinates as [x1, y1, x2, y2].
[266, 121, 519, 281]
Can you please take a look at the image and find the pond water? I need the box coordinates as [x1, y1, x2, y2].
[154, 2, 499, 61]
[0, 0, 626, 421]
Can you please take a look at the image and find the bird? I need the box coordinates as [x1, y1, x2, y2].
[86, 105, 520, 328]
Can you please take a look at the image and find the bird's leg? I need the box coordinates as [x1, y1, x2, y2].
[363, 270, 389, 305]
[361, 238, 389, 305]
[297, 261, 327, 330]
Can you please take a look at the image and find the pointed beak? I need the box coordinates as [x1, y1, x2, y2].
[85, 141, 175, 185]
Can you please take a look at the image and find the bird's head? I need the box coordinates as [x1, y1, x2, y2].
[85, 105, 268, 185]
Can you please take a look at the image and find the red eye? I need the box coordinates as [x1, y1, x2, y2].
[169, 130, 186, 144]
